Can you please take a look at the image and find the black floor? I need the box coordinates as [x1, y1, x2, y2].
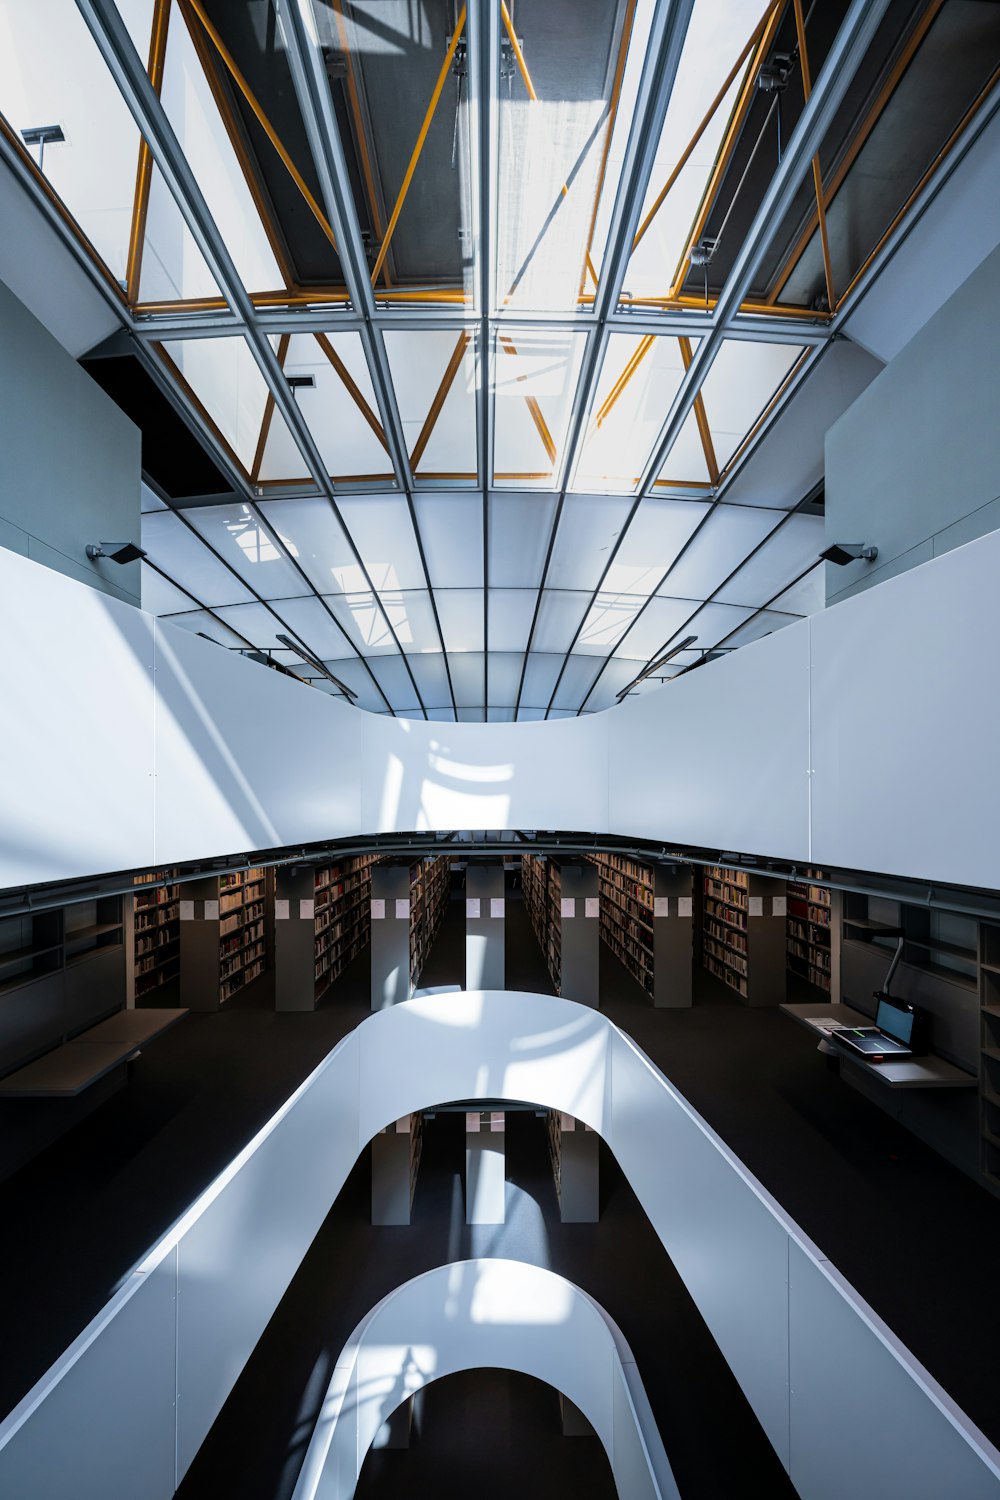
[3, 892, 1000, 1496]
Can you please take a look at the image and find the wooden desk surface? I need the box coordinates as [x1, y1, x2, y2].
[780, 1002, 977, 1090]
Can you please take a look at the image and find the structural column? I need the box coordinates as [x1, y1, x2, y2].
[465, 863, 505, 989]
[465, 1110, 505, 1224]
[652, 863, 695, 1008]
[371, 863, 411, 1010]
[274, 865, 314, 1012]
[371, 1113, 422, 1226]
[548, 1110, 599, 1222]
[560, 863, 600, 1007]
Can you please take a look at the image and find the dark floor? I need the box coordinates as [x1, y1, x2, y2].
[2, 891, 1000, 1496]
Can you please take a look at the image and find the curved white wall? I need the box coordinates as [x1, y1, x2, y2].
[2, 993, 998, 1500]
[291, 1259, 677, 1500]
[2, 526, 1000, 890]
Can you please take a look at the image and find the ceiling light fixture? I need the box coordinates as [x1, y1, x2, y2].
[275, 633, 359, 701]
[615, 635, 698, 703]
[819, 543, 878, 566]
[21, 123, 64, 173]
[85, 541, 147, 564]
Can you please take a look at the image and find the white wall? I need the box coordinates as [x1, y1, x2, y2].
[3, 993, 998, 1500]
[290, 1260, 677, 1500]
[2, 525, 1000, 891]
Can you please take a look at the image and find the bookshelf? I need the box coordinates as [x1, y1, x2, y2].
[979, 924, 1000, 1187]
[132, 871, 180, 1003]
[409, 856, 451, 986]
[786, 874, 832, 994]
[522, 856, 598, 1004]
[180, 868, 269, 1010]
[701, 865, 787, 1006]
[275, 855, 378, 1011]
[589, 853, 694, 1007]
[523, 853, 561, 992]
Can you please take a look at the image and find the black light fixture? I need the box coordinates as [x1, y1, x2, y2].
[285, 373, 316, 395]
[616, 635, 698, 703]
[86, 541, 147, 564]
[275, 633, 359, 701]
[819, 543, 878, 566]
[21, 123, 64, 173]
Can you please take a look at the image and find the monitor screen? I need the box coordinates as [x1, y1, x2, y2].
[875, 995, 914, 1045]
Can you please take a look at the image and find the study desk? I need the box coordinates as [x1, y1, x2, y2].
[0, 1007, 188, 1097]
[780, 1002, 977, 1089]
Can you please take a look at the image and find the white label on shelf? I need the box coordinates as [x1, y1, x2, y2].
[678, 896, 693, 918]
[490, 1111, 505, 1133]
[561, 898, 575, 918]
[395, 1116, 411, 1134]
[371, 899, 386, 920]
[179, 900, 195, 922]
[653, 897, 670, 918]
[772, 896, 787, 917]
[395, 899, 411, 920]
[748, 896, 764, 917]
[466, 898, 481, 919]
[560, 1112, 576, 1132]
[491, 898, 505, 919]
[465, 1111, 480, 1133]
[274, 900, 290, 921]
[299, 899, 315, 920]
[204, 900, 219, 921]
[584, 898, 599, 919]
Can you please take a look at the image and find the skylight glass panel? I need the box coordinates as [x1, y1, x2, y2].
[336, 495, 427, 592]
[436, 591, 485, 654]
[376, 590, 441, 654]
[575, 335, 689, 492]
[0, 0, 151, 285]
[408, 653, 454, 710]
[384, 330, 478, 480]
[315, 658, 387, 715]
[155, 3, 282, 297]
[367, 655, 423, 714]
[487, 706, 516, 723]
[657, 504, 779, 599]
[721, 609, 802, 649]
[768, 562, 824, 616]
[141, 509, 254, 607]
[611, 595, 701, 661]
[158, 337, 271, 473]
[488, 591, 536, 653]
[488, 494, 557, 587]
[211, 600, 295, 650]
[413, 495, 484, 588]
[517, 706, 547, 722]
[575, 593, 645, 655]
[492, 329, 586, 486]
[321, 592, 406, 656]
[139, 163, 224, 304]
[714, 513, 824, 607]
[141, 563, 196, 617]
[531, 590, 590, 654]
[263, 595, 357, 663]
[184, 502, 307, 600]
[487, 653, 526, 708]
[141, 483, 167, 512]
[655, 407, 713, 486]
[495, 0, 640, 313]
[519, 652, 563, 708]
[545, 495, 632, 590]
[618, 0, 765, 302]
[258, 334, 390, 483]
[698, 340, 805, 473]
[603, 498, 709, 595]
[583, 655, 642, 711]
[257, 498, 357, 595]
[448, 653, 485, 706]
[672, 600, 756, 651]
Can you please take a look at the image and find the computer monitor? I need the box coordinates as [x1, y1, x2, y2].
[874, 994, 916, 1046]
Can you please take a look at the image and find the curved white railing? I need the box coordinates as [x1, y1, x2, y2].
[2, 992, 999, 1500]
[290, 1259, 678, 1500]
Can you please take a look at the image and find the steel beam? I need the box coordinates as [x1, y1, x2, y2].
[636, 0, 893, 496]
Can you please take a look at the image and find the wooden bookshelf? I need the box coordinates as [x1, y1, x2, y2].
[275, 855, 378, 1011]
[132, 871, 180, 1003]
[786, 874, 832, 994]
[980, 923, 1000, 1186]
[409, 856, 451, 987]
[523, 853, 561, 992]
[589, 853, 693, 1006]
[180, 868, 269, 1010]
[701, 865, 787, 1006]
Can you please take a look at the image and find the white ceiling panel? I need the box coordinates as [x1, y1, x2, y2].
[379, 590, 442, 654]
[700, 341, 805, 472]
[436, 590, 485, 654]
[211, 601, 294, 651]
[546, 495, 633, 590]
[258, 497, 357, 595]
[488, 494, 557, 586]
[367, 654, 423, 713]
[141, 562, 197, 616]
[486, 653, 525, 707]
[141, 510, 255, 607]
[408, 652, 455, 709]
[612, 595, 701, 662]
[658, 505, 780, 599]
[336, 494, 427, 592]
[488, 590, 536, 653]
[768, 562, 825, 616]
[576, 593, 646, 655]
[604, 497, 710, 595]
[673, 601, 757, 651]
[719, 610, 801, 649]
[583, 656, 642, 713]
[448, 652, 485, 705]
[414, 494, 484, 588]
[519, 652, 563, 708]
[715, 514, 825, 607]
[551, 655, 603, 711]
[264, 594, 356, 661]
[320, 658, 389, 714]
[531, 591, 591, 654]
[157, 609, 249, 650]
[184, 503, 308, 600]
[320, 591, 404, 655]
[517, 706, 547, 722]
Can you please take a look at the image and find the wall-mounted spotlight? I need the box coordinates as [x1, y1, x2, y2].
[819, 543, 878, 566]
[86, 541, 147, 564]
[21, 123, 64, 173]
[275, 633, 359, 702]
